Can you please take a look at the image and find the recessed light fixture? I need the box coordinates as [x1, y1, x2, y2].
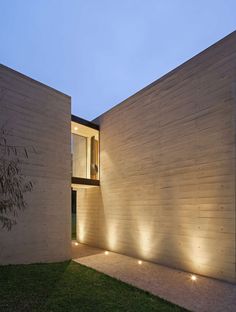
[104, 251, 109, 255]
[191, 274, 197, 281]
[138, 260, 142, 265]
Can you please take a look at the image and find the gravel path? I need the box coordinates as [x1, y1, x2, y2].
[72, 242, 236, 312]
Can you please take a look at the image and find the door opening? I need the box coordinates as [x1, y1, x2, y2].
[71, 189, 77, 240]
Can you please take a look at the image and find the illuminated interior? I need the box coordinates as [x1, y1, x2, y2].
[71, 120, 99, 181]
[71, 117, 100, 240]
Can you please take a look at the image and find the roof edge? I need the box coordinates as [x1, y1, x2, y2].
[93, 30, 236, 121]
[71, 114, 99, 130]
[0, 63, 71, 99]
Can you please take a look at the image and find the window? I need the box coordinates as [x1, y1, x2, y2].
[72, 134, 87, 178]
[71, 121, 99, 180]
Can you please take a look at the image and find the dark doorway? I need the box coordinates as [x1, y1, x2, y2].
[71, 189, 77, 240]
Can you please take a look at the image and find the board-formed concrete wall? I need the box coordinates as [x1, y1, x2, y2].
[76, 32, 236, 282]
[0, 65, 71, 264]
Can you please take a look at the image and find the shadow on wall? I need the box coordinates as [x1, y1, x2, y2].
[0, 126, 35, 231]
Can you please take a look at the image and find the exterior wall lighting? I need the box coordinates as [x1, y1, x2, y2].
[74, 242, 79, 246]
[104, 251, 109, 255]
[138, 260, 142, 265]
[74, 127, 78, 131]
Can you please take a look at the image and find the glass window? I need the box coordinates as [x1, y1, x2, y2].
[71, 121, 99, 180]
[72, 134, 87, 178]
[90, 136, 99, 180]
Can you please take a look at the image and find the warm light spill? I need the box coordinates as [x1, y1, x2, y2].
[105, 251, 109, 255]
[107, 221, 118, 250]
[78, 223, 85, 242]
[74, 127, 78, 131]
[138, 260, 142, 265]
[74, 242, 79, 246]
[191, 274, 197, 281]
[137, 223, 154, 258]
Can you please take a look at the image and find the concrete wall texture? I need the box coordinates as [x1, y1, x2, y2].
[0, 65, 71, 264]
[76, 32, 236, 282]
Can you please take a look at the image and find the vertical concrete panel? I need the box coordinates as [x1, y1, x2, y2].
[77, 32, 236, 282]
[0, 65, 71, 264]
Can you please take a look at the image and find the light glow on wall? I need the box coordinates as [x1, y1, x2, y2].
[191, 274, 197, 281]
[188, 235, 212, 274]
[106, 221, 118, 250]
[137, 223, 155, 258]
[78, 222, 85, 242]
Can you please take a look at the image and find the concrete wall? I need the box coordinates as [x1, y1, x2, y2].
[0, 65, 71, 264]
[76, 32, 236, 282]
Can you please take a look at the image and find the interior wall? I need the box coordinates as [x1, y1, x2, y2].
[0, 65, 71, 264]
[77, 32, 236, 283]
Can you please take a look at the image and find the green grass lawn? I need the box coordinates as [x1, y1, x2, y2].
[0, 261, 188, 312]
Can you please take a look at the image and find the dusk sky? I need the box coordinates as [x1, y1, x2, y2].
[1, 0, 236, 120]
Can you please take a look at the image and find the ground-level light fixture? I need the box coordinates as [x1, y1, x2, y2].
[138, 260, 142, 265]
[104, 251, 109, 255]
[74, 242, 79, 246]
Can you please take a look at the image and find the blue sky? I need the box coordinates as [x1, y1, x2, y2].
[0, 1, 236, 120]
